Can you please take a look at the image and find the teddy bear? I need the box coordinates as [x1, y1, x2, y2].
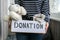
[4, 4, 27, 21]
[33, 13, 45, 23]
[3, 4, 27, 35]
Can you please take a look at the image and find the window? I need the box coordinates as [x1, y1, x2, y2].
[50, 0, 60, 13]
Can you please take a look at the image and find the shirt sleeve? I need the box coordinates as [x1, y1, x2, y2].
[41, 0, 50, 22]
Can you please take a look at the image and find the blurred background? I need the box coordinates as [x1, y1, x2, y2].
[0, 0, 1, 39]
[0, 0, 60, 40]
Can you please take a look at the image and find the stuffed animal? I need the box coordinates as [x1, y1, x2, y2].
[3, 4, 27, 35]
[4, 4, 27, 21]
[33, 13, 45, 23]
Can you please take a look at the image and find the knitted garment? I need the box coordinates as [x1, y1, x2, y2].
[15, 0, 50, 22]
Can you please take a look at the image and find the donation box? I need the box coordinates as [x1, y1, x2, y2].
[11, 20, 46, 33]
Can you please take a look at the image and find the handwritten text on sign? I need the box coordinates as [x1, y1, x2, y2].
[11, 20, 46, 33]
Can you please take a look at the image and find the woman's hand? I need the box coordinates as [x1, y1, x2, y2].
[42, 22, 49, 34]
[45, 22, 49, 33]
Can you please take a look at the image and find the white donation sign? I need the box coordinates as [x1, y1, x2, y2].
[11, 20, 46, 33]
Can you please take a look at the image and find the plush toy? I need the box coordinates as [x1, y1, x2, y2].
[4, 4, 27, 21]
[3, 4, 27, 35]
[33, 13, 45, 23]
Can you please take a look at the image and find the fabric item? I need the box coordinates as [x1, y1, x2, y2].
[15, 0, 50, 22]
[16, 33, 44, 40]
